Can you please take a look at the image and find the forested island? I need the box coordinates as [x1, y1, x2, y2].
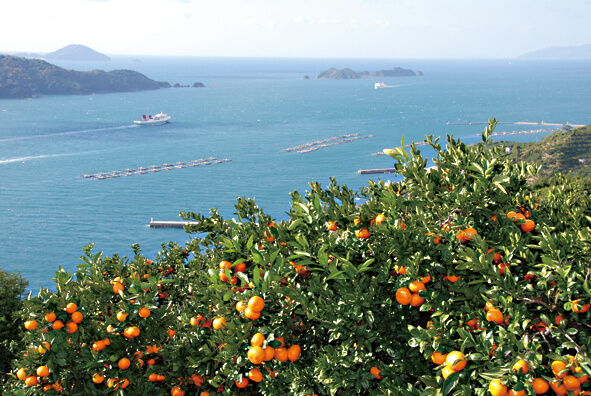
[0, 55, 170, 99]
[317, 67, 423, 79]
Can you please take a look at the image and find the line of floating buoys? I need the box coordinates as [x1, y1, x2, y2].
[282, 134, 362, 152]
[80, 157, 231, 180]
[283, 134, 375, 154]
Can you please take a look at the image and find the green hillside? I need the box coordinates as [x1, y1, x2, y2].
[491, 124, 591, 177]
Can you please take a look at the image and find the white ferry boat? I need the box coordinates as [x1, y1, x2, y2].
[374, 82, 392, 89]
[134, 112, 171, 125]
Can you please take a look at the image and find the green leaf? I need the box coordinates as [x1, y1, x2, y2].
[442, 371, 459, 395]
[253, 266, 261, 287]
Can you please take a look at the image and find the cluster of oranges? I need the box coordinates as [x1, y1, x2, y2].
[430, 350, 467, 379]
[395, 277, 430, 308]
[236, 295, 265, 320]
[507, 209, 536, 233]
[488, 356, 590, 395]
[218, 260, 246, 284]
[239, 332, 301, 388]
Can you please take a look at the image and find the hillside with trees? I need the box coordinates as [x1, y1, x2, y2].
[490, 125, 591, 178]
[0, 55, 170, 99]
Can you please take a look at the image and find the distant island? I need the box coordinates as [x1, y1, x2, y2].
[0, 55, 170, 99]
[518, 44, 591, 59]
[44, 44, 111, 61]
[2, 44, 111, 61]
[317, 67, 423, 79]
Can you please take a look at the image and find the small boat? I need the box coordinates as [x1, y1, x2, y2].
[134, 112, 171, 125]
[374, 82, 392, 89]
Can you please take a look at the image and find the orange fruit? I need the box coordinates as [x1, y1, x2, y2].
[549, 380, 567, 395]
[248, 368, 263, 382]
[24, 376, 38, 386]
[171, 387, 185, 396]
[167, 329, 176, 338]
[65, 322, 78, 334]
[235, 377, 249, 388]
[408, 281, 426, 293]
[441, 365, 455, 379]
[45, 312, 56, 322]
[513, 213, 526, 222]
[521, 219, 535, 232]
[113, 282, 124, 293]
[484, 301, 496, 311]
[118, 358, 131, 370]
[65, 302, 77, 314]
[248, 296, 265, 313]
[445, 351, 467, 372]
[531, 378, 549, 394]
[327, 221, 338, 231]
[17, 368, 28, 381]
[552, 360, 568, 379]
[463, 227, 477, 241]
[92, 340, 106, 351]
[219, 260, 232, 270]
[236, 301, 247, 312]
[139, 307, 151, 318]
[263, 346, 275, 361]
[149, 374, 158, 381]
[572, 299, 590, 313]
[71, 311, 83, 323]
[374, 213, 386, 226]
[116, 311, 128, 322]
[107, 378, 119, 389]
[421, 274, 431, 283]
[52, 320, 64, 330]
[24, 320, 38, 330]
[92, 373, 105, 383]
[410, 293, 424, 307]
[431, 351, 447, 365]
[487, 248, 502, 262]
[36, 366, 50, 377]
[486, 309, 504, 325]
[245, 307, 261, 320]
[489, 379, 508, 396]
[563, 375, 582, 391]
[274, 347, 288, 362]
[427, 232, 440, 244]
[287, 344, 301, 361]
[370, 366, 382, 379]
[251, 332, 265, 347]
[446, 275, 459, 282]
[355, 228, 371, 239]
[157, 374, 165, 382]
[512, 359, 529, 374]
[247, 346, 265, 365]
[212, 317, 227, 330]
[395, 287, 412, 305]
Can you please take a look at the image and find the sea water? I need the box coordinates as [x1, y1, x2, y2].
[2, 56, 591, 292]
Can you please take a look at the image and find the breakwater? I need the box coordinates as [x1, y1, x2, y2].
[283, 134, 375, 153]
[80, 157, 231, 180]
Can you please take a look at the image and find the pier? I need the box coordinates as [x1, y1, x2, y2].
[357, 168, 397, 174]
[81, 158, 231, 180]
[149, 220, 199, 228]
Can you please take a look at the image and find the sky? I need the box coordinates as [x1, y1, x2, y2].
[3, 0, 591, 58]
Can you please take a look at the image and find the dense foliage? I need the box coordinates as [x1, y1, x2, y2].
[0, 268, 28, 383]
[0, 55, 170, 99]
[3, 120, 591, 395]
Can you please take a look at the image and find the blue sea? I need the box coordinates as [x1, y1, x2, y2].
[2, 56, 591, 293]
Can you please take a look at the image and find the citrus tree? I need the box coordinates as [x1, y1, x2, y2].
[3, 119, 590, 395]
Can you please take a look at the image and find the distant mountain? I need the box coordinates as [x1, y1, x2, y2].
[317, 67, 422, 79]
[11, 52, 44, 59]
[0, 55, 169, 99]
[44, 44, 111, 61]
[518, 44, 591, 59]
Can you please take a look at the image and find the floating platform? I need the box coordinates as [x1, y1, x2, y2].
[149, 220, 199, 228]
[81, 158, 232, 180]
[358, 168, 397, 174]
